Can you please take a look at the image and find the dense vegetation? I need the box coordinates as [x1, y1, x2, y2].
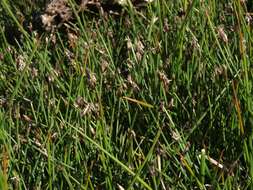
[0, 0, 253, 189]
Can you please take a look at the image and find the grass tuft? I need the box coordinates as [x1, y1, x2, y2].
[0, 0, 253, 189]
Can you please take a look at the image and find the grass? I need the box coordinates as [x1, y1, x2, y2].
[0, 0, 253, 189]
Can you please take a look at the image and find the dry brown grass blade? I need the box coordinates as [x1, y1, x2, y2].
[232, 80, 244, 135]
